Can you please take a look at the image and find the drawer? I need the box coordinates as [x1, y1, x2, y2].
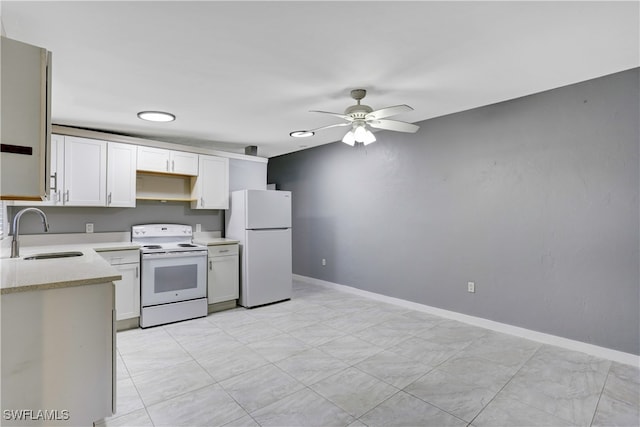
[98, 249, 140, 265]
[208, 244, 238, 257]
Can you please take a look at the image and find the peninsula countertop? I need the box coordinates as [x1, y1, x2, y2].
[0, 242, 140, 295]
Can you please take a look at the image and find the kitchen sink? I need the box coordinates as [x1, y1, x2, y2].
[23, 251, 84, 260]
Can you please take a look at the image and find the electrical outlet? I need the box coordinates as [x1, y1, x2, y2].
[322, 258, 326, 266]
[467, 281, 475, 293]
[85, 223, 94, 233]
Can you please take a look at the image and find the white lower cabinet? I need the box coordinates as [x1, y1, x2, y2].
[1, 282, 115, 426]
[99, 250, 140, 321]
[208, 244, 239, 304]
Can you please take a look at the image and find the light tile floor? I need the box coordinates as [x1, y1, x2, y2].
[96, 280, 640, 427]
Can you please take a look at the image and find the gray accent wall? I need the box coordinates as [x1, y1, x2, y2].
[268, 68, 640, 355]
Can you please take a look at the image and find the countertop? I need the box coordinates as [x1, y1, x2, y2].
[194, 237, 240, 246]
[0, 242, 141, 295]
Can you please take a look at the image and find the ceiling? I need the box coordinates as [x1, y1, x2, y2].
[1, 1, 638, 158]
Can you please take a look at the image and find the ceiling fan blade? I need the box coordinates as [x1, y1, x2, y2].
[368, 119, 420, 133]
[309, 122, 351, 132]
[309, 110, 354, 121]
[365, 104, 413, 120]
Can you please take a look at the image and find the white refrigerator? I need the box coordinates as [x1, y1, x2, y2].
[225, 189, 292, 308]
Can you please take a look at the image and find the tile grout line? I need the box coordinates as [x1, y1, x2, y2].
[128, 323, 226, 425]
[588, 364, 612, 427]
[465, 343, 543, 426]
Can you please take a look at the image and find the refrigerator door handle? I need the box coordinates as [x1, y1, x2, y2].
[247, 227, 290, 231]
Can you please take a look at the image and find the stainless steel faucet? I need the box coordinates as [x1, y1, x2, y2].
[11, 207, 50, 258]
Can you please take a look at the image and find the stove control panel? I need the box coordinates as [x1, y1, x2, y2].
[132, 224, 193, 240]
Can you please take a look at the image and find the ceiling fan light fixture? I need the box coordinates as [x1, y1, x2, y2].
[362, 129, 376, 145]
[290, 130, 314, 138]
[137, 111, 176, 122]
[342, 130, 356, 146]
[353, 124, 368, 142]
[306, 88, 416, 147]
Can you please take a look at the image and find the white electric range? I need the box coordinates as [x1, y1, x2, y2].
[132, 224, 208, 328]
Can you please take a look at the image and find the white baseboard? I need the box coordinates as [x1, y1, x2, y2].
[293, 274, 639, 367]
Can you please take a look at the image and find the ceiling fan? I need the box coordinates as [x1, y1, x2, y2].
[290, 89, 420, 146]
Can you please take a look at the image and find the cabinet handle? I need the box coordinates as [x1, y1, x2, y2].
[219, 249, 229, 253]
[201, 197, 204, 207]
[108, 192, 112, 205]
[135, 266, 139, 278]
[166, 159, 169, 171]
[209, 260, 212, 270]
[56, 190, 61, 202]
[172, 160, 175, 172]
[65, 190, 69, 202]
[50, 172, 58, 192]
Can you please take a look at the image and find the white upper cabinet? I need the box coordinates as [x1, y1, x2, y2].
[191, 155, 229, 210]
[42, 134, 64, 206]
[31, 135, 136, 208]
[0, 37, 52, 201]
[137, 146, 198, 176]
[63, 136, 107, 206]
[12, 131, 233, 208]
[136, 146, 168, 173]
[107, 142, 136, 207]
[171, 150, 199, 175]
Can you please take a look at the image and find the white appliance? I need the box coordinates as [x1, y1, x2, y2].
[132, 224, 208, 328]
[225, 190, 292, 308]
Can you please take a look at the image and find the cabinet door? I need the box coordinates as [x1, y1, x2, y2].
[170, 151, 198, 175]
[63, 136, 107, 206]
[137, 146, 169, 173]
[208, 255, 239, 304]
[192, 155, 229, 209]
[11, 134, 63, 207]
[0, 37, 51, 201]
[48, 134, 65, 205]
[107, 142, 136, 207]
[113, 263, 140, 321]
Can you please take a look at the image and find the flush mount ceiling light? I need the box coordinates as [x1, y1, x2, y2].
[289, 130, 314, 138]
[137, 111, 176, 122]
[291, 89, 419, 146]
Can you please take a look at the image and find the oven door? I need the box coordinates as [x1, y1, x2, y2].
[141, 251, 207, 307]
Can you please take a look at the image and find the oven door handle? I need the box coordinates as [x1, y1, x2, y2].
[142, 251, 207, 260]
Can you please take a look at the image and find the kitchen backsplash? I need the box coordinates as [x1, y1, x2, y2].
[7, 199, 223, 235]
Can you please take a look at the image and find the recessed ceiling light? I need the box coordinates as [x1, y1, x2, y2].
[289, 130, 314, 138]
[137, 111, 176, 122]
